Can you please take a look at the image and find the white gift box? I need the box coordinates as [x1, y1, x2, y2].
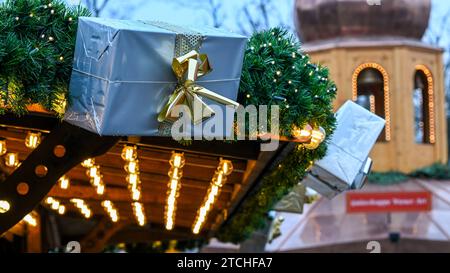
[302, 101, 385, 199]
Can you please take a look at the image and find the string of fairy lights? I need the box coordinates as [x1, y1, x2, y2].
[121, 145, 146, 226]
[2, 129, 330, 234]
[81, 158, 106, 195]
[192, 159, 233, 234]
[165, 152, 185, 230]
[0, 134, 235, 234]
[352, 62, 391, 141]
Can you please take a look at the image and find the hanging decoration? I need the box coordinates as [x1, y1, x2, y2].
[192, 159, 233, 234]
[165, 152, 185, 230]
[157, 50, 239, 124]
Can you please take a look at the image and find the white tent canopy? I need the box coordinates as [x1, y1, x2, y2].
[266, 179, 450, 252]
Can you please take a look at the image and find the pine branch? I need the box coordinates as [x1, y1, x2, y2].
[0, 0, 90, 115]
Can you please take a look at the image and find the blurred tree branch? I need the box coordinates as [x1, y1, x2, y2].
[82, 0, 110, 17]
[424, 8, 450, 109]
[237, 0, 291, 36]
[170, 0, 226, 28]
[79, 0, 147, 19]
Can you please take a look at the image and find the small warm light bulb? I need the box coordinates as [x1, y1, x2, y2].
[0, 200, 11, 213]
[84, 210, 91, 219]
[193, 226, 200, 235]
[125, 160, 139, 174]
[58, 205, 65, 215]
[127, 173, 139, 185]
[303, 127, 326, 150]
[169, 152, 184, 169]
[96, 184, 105, 195]
[88, 165, 99, 178]
[51, 201, 60, 210]
[292, 124, 313, 142]
[24, 214, 37, 226]
[132, 189, 141, 201]
[121, 145, 137, 161]
[59, 175, 70, 190]
[220, 160, 233, 176]
[102, 200, 111, 208]
[0, 139, 7, 155]
[5, 153, 19, 168]
[91, 175, 102, 186]
[81, 158, 95, 168]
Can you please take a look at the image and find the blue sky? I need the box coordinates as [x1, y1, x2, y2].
[64, 0, 450, 46]
[0, 0, 444, 41]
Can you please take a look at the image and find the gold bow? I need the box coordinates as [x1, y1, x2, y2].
[158, 50, 240, 125]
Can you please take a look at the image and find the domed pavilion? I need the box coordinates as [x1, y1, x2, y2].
[295, 0, 447, 172]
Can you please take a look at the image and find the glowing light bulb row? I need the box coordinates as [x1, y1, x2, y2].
[352, 63, 391, 141]
[126, 173, 142, 201]
[59, 175, 70, 190]
[192, 159, 233, 235]
[122, 145, 142, 202]
[70, 198, 92, 219]
[415, 64, 435, 144]
[45, 197, 66, 215]
[121, 145, 138, 162]
[82, 158, 106, 195]
[132, 202, 146, 226]
[23, 213, 37, 227]
[101, 200, 119, 223]
[165, 152, 185, 230]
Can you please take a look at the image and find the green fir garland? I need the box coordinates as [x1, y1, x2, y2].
[216, 28, 337, 243]
[0, 0, 90, 115]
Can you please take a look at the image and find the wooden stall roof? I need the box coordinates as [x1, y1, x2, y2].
[0, 111, 292, 251]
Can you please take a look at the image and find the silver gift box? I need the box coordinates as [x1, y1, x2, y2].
[64, 17, 246, 136]
[302, 101, 385, 199]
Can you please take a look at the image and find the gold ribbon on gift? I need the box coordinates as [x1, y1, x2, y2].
[158, 50, 240, 125]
